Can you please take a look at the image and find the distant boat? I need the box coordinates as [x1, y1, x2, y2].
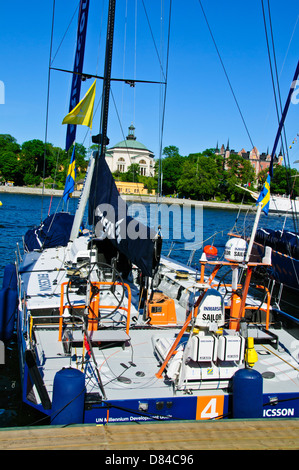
[236, 184, 299, 214]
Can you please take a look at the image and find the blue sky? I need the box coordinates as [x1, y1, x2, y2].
[1, 0, 299, 167]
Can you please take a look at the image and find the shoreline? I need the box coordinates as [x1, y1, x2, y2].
[0, 185, 254, 211]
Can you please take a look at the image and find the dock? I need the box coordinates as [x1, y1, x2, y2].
[0, 418, 298, 450]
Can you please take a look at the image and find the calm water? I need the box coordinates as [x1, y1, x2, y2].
[0, 192, 296, 427]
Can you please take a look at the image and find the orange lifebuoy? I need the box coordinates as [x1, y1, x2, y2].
[203, 245, 218, 256]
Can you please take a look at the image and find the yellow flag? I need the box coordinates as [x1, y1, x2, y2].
[62, 80, 96, 129]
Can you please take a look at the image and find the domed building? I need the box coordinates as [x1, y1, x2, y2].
[105, 124, 155, 177]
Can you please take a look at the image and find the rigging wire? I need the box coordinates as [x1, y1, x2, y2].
[120, 0, 128, 128]
[261, 0, 281, 131]
[110, 88, 135, 171]
[157, 0, 172, 200]
[41, 0, 56, 224]
[159, 0, 165, 180]
[50, 1, 80, 66]
[41, 0, 83, 222]
[107, 0, 172, 206]
[197, 0, 255, 151]
[79, 0, 106, 161]
[81, 0, 106, 156]
[134, 0, 137, 125]
[279, 14, 299, 79]
[141, 0, 167, 82]
[261, 0, 299, 234]
[95, 0, 106, 76]
[265, 0, 291, 176]
[46, 0, 105, 219]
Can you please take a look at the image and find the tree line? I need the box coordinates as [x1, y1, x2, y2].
[158, 145, 299, 202]
[0, 134, 298, 202]
[0, 134, 88, 188]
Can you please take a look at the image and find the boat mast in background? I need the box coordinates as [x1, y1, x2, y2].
[70, 0, 116, 240]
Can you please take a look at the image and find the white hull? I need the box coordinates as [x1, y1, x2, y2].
[269, 195, 299, 213]
[11, 233, 299, 425]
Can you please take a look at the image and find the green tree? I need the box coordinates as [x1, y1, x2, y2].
[197, 155, 223, 199]
[0, 134, 90, 187]
[0, 134, 20, 154]
[163, 145, 180, 159]
[177, 154, 222, 200]
[0, 151, 23, 185]
[139, 175, 157, 194]
[269, 164, 299, 197]
[48, 143, 88, 189]
[225, 153, 255, 201]
[21, 139, 46, 178]
[177, 161, 199, 199]
[0, 134, 22, 183]
[257, 167, 268, 191]
[70, 143, 88, 173]
[122, 163, 140, 182]
[159, 146, 185, 194]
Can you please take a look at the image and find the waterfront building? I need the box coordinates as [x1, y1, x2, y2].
[105, 125, 155, 177]
[215, 141, 281, 176]
[115, 180, 155, 195]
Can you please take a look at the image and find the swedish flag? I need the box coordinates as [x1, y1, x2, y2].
[63, 146, 76, 203]
[257, 174, 271, 215]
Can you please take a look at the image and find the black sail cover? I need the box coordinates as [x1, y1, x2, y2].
[88, 155, 161, 277]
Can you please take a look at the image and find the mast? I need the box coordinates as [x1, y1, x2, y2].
[97, 0, 116, 161]
[70, 0, 116, 240]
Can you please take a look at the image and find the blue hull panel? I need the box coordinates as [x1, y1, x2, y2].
[271, 250, 299, 291]
[263, 393, 299, 418]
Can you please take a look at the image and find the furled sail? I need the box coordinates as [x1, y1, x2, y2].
[88, 155, 161, 277]
[65, 0, 90, 151]
[24, 212, 75, 251]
